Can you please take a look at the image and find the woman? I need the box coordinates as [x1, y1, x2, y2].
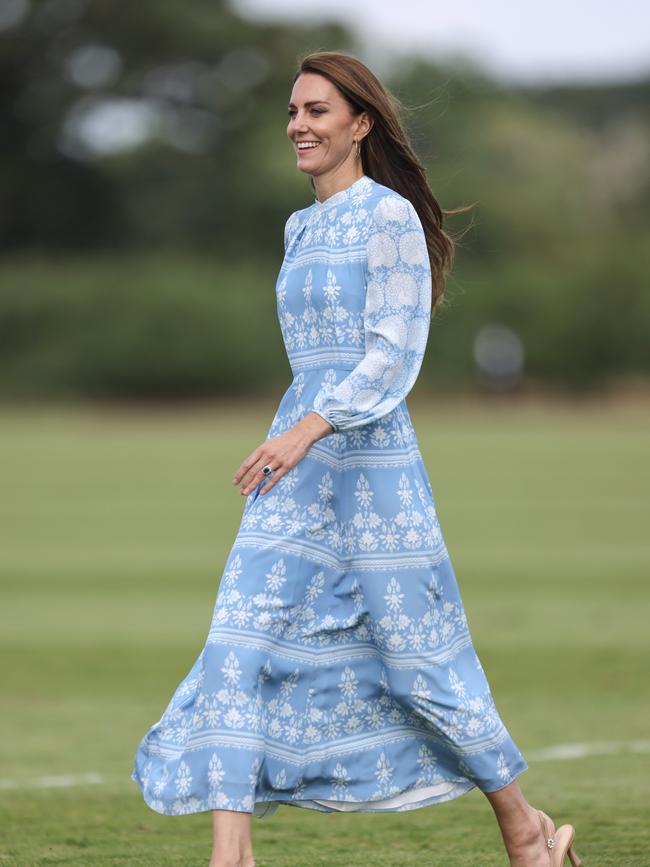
[131, 50, 582, 867]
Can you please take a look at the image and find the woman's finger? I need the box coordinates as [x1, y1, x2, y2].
[240, 455, 280, 495]
[234, 433, 307, 494]
[257, 445, 308, 495]
[233, 448, 264, 485]
[258, 465, 287, 495]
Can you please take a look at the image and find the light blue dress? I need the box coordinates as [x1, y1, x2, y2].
[131, 174, 528, 819]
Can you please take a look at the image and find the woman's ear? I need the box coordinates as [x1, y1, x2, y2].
[361, 112, 373, 137]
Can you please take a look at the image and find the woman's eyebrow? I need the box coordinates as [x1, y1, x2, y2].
[287, 100, 331, 108]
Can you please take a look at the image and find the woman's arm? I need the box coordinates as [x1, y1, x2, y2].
[308, 194, 432, 433]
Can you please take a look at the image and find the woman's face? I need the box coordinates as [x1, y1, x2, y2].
[287, 72, 371, 177]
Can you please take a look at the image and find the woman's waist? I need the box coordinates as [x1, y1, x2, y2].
[287, 348, 364, 377]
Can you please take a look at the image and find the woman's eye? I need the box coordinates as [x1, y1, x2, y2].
[287, 108, 324, 117]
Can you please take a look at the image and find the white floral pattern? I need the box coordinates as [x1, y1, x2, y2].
[238, 464, 445, 565]
[277, 267, 365, 359]
[131, 174, 528, 819]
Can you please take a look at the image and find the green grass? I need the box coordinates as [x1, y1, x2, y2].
[1, 396, 649, 866]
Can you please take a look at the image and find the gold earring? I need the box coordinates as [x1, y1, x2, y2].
[355, 139, 361, 159]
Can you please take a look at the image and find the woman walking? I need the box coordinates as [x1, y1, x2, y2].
[131, 50, 581, 867]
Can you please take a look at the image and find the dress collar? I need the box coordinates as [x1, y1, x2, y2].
[312, 175, 371, 211]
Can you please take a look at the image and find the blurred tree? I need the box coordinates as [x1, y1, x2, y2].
[1, 2, 649, 395]
[1, 0, 353, 253]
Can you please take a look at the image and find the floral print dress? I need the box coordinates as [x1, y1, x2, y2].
[131, 174, 528, 819]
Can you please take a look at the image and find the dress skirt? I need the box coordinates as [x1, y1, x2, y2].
[130, 367, 529, 819]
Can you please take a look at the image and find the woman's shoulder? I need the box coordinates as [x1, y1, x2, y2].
[364, 178, 423, 232]
[283, 205, 312, 249]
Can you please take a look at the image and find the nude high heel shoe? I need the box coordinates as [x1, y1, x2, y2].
[537, 809, 583, 866]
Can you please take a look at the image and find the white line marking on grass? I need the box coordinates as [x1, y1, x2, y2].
[526, 739, 650, 761]
[0, 772, 104, 790]
[1, 740, 649, 791]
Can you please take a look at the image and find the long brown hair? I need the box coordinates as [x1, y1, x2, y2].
[293, 50, 472, 315]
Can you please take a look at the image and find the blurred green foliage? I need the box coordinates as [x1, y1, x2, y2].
[1, 1, 648, 396]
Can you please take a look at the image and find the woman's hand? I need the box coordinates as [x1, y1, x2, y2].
[232, 412, 335, 497]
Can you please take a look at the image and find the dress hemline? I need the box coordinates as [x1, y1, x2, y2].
[131, 760, 529, 820]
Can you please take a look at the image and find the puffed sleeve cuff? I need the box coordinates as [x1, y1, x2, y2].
[308, 408, 338, 433]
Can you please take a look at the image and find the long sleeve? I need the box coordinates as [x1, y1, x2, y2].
[309, 194, 432, 432]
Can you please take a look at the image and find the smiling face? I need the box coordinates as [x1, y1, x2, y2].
[287, 72, 371, 179]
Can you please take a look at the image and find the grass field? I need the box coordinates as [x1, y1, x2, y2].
[1, 395, 649, 866]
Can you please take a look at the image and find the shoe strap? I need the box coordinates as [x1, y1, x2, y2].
[538, 810, 556, 849]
